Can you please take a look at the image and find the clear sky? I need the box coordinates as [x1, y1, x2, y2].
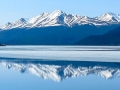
[0, 0, 120, 25]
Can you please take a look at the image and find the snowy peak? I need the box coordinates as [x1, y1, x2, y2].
[0, 22, 12, 29]
[19, 18, 27, 22]
[28, 10, 67, 27]
[0, 18, 28, 29]
[98, 12, 120, 22]
[14, 18, 28, 26]
[0, 10, 120, 30]
[51, 10, 65, 16]
[28, 12, 50, 24]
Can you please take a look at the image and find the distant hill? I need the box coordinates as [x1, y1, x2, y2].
[75, 26, 120, 45]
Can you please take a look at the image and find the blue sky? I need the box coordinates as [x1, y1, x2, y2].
[0, 0, 120, 25]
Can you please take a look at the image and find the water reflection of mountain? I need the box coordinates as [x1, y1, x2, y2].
[1, 60, 120, 82]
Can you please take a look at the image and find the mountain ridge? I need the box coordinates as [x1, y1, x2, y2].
[1, 10, 120, 30]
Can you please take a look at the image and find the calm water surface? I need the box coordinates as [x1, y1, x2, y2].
[0, 46, 120, 90]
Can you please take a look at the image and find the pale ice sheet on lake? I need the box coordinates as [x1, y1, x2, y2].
[0, 46, 120, 62]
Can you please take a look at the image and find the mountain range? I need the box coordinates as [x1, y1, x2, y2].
[0, 10, 120, 45]
[1, 61, 120, 82]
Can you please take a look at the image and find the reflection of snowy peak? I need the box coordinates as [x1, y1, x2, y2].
[1, 10, 120, 30]
[1, 61, 120, 82]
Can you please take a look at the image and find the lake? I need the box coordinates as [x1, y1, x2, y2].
[0, 46, 120, 90]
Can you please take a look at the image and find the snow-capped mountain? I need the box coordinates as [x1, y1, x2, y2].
[97, 12, 120, 23]
[1, 18, 28, 30]
[1, 61, 120, 82]
[0, 10, 120, 30]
